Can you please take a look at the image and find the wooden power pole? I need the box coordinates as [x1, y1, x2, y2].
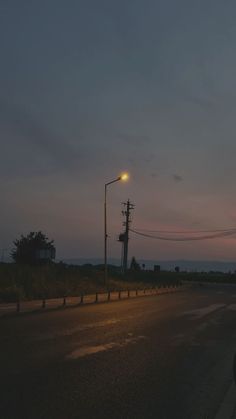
[119, 200, 134, 274]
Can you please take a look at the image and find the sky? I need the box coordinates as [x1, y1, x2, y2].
[1, 0, 236, 262]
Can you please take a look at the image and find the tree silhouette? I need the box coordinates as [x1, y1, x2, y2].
[130, 256, 141, 271]
[11, 231, 55, 265]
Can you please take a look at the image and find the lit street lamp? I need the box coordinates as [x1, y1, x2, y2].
[104, 173, 129, 284]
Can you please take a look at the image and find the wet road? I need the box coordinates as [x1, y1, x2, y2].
[1, 284, 236, 418]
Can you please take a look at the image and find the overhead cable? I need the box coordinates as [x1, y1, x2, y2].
[130, 228, 236, 242]
[133, 227, 236, 234]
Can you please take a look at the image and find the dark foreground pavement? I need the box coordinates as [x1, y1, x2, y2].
[1, 284, 236, 419]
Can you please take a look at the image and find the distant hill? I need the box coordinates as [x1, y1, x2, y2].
[62, 258, 236, 273]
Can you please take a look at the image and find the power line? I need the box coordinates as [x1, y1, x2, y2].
[133, 227, 236, 234]
[130, 228, 236, 242]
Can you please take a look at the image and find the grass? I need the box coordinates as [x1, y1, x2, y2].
[0, 263, 182, 302]
[1, 262, 234, 303]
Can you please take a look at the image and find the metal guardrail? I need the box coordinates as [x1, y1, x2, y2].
[0, 284, 183, 316]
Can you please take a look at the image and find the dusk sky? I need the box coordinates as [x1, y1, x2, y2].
[1, 0, 236, 262]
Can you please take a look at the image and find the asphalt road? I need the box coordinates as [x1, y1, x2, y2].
[1, 283, 236, 419]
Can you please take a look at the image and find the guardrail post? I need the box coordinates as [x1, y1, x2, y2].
[144, 288, 146, 294]
[136, 289, 138, 296]
[16, 300, 20, 312]
[63, 297, 66, 306]
[80, 294, 84, 304]
[42, 299, 46, 309]
[95, 293, 98, 303]
[118, 290, 121, 299]
[107, 291, 110, 301]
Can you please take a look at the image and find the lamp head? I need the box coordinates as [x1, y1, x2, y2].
[120, 172, 129, 182]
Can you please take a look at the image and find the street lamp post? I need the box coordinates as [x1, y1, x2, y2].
[104, 173, 129, 285]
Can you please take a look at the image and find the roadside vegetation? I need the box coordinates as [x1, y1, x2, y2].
[1, 230, 235, 303]
[1, 262, 236, 303]
[0, 263, 182, 302]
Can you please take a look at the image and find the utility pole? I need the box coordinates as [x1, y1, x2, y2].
[120, 200, 134, 274]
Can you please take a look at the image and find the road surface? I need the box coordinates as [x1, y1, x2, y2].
[1, 283, 236, 418]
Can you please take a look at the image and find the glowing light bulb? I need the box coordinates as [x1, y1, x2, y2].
[120, 172, 129, 182]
